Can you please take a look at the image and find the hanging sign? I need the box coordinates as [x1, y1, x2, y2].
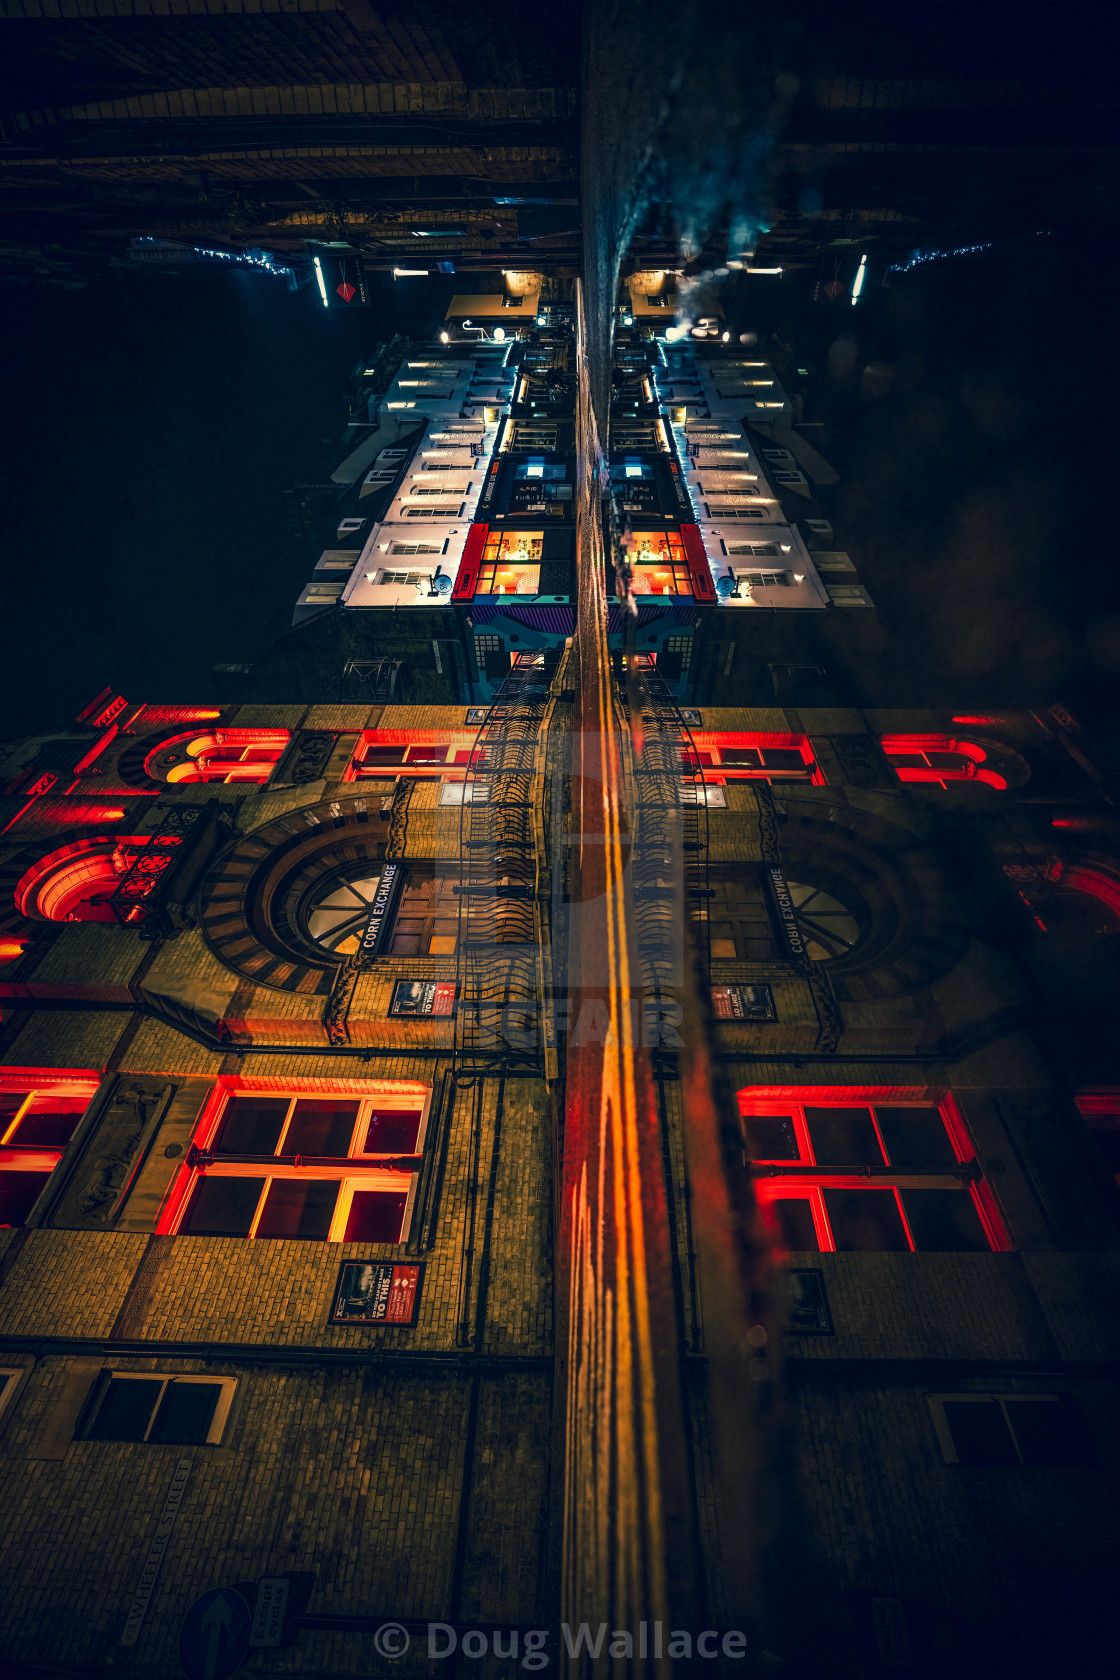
[766, 866, 808, 961]
[358, 863, 403, 957]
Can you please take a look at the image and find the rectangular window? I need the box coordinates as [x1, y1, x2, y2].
[679, 784, 726, 807]
[0, 1366, 29, 1426]
[79, 1374, 237, 1444]
[739, 1091, 1007, 1254]
[166, 1086, 430, 1244]
[389, 866, 460, 956]
[739, 571, 793, 589]
[929, 1394, 1094, 1467]
[405, 506, 463, 518]
[1076, 1092, 1120, 1181]
[390, 541, 447, 556]
[0, 1074, 98, 1228]
[439, 781, 489, 805]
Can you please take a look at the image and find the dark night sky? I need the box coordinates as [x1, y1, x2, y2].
[0, 264, 458, 742]
[794, 237, 1120, 722]
[2, 232, 1119, 743]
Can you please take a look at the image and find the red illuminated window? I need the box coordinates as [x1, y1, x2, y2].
[159, 1082, 431, 1244]
[14, 836, 176, 923]
[0, 1069, 99, 1227]
[679, 732, 819, 783]
[1075, 1091, 1120, 1183]
[880, 735, 1007, 791]
[349, 734, 472, 780]
[739, 1089, 1008, 1253]
[142, 729, 289, 786]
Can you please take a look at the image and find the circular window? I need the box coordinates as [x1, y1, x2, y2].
[786, 881, 862, 962]
[306, 872, 386, 955]
[198, 797, 397, 994]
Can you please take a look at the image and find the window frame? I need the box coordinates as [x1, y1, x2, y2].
[739, 1090, 1010, 1254]
[928, 1392, 1089, 1466]
[78, 1372, 238, 1445]
[0, 1069, 100, 1227]
[0, 1364, 32, 1429]
[880, 734, 1008, 791]
[158, 1082, 433, 1244]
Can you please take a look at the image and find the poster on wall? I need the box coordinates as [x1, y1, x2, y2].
[329, 1261, 424, 1326]
[711, 984, 777, 1021]
[389, 980, 457, 1017]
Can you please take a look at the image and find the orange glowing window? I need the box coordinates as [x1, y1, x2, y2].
[14, 836, 170, 923]
[142, 729, 289, 786]
[0, 1069, 99, 1228]
[475, 564, 540, 596]
[880, 735, 1007, 791]
[157, 1079, 432, 1244]
[739, 1088, 1008, 1255]
[350, 734, 463, 779]
[679, 731, 820, 784]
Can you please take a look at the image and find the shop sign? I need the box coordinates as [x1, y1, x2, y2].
[766, 866, 808, 961]
[358, 863, 402, 957]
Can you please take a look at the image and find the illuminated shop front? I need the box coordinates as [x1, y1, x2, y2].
[475, 529, 543, 596]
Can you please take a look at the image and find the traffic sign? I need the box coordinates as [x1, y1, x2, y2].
[179, 1586, 252, 1680]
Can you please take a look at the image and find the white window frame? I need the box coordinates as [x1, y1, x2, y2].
[0, 1365, 31, 1428]
[439, 780, 489, 806]
[679, 784, 726, 807]
[81, 1373, 238, 1445]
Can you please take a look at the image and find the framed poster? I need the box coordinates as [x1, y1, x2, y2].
[329, 1261, 424, 1326]
[711, 984, 777, 1021]
[389, 979, 457, 1017]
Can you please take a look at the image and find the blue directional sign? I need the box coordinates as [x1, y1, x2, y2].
[179, 1587, 252, 1680]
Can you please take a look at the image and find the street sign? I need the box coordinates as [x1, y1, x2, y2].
[119, 1459, 193, 1649]
[250, 1578, 290, 1648]
[179, 1587, 252, 1680]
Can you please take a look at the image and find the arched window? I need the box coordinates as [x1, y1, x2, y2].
[142, 729, 288, 786]
[15, 837, 160, 923]
[880, 734, 1008, 790]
